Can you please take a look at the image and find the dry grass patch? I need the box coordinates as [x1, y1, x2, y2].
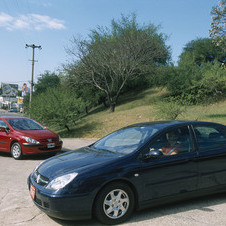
[58, 88, 226, 138]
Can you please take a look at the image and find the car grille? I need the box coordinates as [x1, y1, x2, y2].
[33, 171, 49, 186]
[38, 138, 58, 143]
[38, 145, 61, 151]
[35, 197, 50, 209]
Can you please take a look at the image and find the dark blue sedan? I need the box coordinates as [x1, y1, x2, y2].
[28, 121, 226, 224]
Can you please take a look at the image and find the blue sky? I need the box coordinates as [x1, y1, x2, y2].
[0, 0, 218, 88]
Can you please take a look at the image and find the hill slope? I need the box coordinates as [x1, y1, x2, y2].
[58, 87, 226, 138]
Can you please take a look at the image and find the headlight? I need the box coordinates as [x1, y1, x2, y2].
[46, 172, 78, 190]
[23, 136, 39, 144]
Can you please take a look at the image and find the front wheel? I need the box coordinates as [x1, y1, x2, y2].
[94, 182, 134, 225]
[11, 142, 23, 160]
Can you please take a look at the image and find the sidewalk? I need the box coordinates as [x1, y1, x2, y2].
[61, 138, 97, 151]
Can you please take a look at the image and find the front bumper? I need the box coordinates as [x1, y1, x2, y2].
[27, 175, 93, 221]
[22, 141, 63, 154]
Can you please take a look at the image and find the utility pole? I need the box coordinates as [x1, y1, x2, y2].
[25, 44, 42, 109]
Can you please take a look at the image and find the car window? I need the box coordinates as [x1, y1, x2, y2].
[6, 118, 44, 130]
[104, 129, 143, 147]
[92, 126, 159, 154]
[0, 120, 8, 128]
[149, 126, 192, 156]
[193, 125, 226, 151]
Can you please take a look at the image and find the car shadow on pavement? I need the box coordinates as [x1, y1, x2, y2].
[129, 193, 226, 224]
[0, 152, 11, 158]
[22, 151, 67, 160]
[48, 192, 226, 225]
[0, 151, 66, 161]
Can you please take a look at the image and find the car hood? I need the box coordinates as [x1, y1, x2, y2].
[16, 129, 57, 139]
[38, 147, 121, 179]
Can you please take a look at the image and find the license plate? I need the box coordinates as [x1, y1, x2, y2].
[30, 184, 36, 200]
[47, 143, 55, 148]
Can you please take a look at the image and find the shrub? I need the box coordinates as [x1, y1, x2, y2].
[167, 61, 226, 105]
[156, 100, 186, 120]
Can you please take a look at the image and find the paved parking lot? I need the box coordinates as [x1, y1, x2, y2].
[1, 138, 226, 226]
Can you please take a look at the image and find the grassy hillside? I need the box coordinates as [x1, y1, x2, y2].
[58, 87, 226, 138]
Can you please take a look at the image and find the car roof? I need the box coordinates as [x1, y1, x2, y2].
[126, 120, 225, 129]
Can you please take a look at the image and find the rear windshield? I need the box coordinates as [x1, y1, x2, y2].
[7, 118, 44, 130]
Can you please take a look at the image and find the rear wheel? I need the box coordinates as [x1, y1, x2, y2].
[94, 182, 134, 225]
[11, 142, 23, 160]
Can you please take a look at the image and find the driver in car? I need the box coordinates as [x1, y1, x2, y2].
[160, 131, 181, 155]
[150, 131, 181, 156]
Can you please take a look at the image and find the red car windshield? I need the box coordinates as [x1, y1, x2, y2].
[6, 118, 45, 131]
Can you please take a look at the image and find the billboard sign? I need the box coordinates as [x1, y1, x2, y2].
[22, 83, 30, 96]
[1, 83, 18, 97]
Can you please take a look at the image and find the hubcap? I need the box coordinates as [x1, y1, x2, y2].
[12, 144, 21, 158]
[103, 189, 129, 219]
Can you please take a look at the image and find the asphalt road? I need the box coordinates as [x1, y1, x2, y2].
[1, 138, 226, 226]
[0, 109, 19, 116]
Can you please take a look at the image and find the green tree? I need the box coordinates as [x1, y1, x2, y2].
[209, 0, 226, 48]
[64, 70, 107, 111]
[180, 38, 225, 66]
[65, 13, 170, 112]
[34, 71, 61, 95]
[30, 87, 86, 131]
[167, 38, 226, 104]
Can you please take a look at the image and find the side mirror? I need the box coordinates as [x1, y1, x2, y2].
[0, 127, 10, 133]
[143, 149, 163, 160]
[0, 127, 6, 132]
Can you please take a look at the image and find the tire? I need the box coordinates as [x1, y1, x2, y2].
[94, 182, 134, 225]
[11, 142, 23, 160]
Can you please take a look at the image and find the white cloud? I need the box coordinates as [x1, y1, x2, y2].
[0, 13, 13, 27]
[14, 16, 30, 30]
[30, 14, 66, 30]
[0, 12, 66, 31]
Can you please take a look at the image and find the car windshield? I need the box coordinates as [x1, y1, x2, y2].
[7, 118, 45, 131]
[92, 125, 160, 154]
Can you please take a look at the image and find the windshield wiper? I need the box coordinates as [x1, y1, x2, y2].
[90, 145, 116, 154]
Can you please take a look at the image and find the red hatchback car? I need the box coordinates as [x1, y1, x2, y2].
[0, 116, 63, 159]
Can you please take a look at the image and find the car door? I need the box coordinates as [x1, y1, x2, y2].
[138, 125, 199, 201]
[192, 123, 226, 188]
[0, 119, 11, 152]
